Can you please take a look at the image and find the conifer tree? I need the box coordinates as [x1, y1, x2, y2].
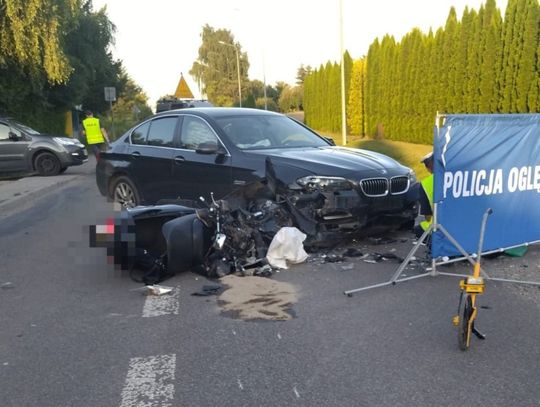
[499, 0, 520, 111]
[478, 0, 503, 112]
[442, 8, 460, 112]
[515, 0, 540, 111]
[347, 59, 365, 135]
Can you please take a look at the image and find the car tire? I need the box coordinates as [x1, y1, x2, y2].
[34, 152, 61, 176]
[59, 167, 68, 174]
[110, 176, 140, 209]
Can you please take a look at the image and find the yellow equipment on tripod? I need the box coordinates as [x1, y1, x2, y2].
[453, 208, 492, 351]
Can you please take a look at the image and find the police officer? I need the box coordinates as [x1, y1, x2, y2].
[414, 151, 434, 239]
[82, 110, 109, 160]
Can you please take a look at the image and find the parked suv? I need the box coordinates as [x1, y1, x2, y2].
[0, 117, 88, 176]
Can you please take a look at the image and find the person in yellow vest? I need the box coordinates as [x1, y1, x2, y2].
[414, 151, 434, 241]
[82, 110, 109, 160]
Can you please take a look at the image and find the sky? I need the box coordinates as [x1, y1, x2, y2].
[91, 0, 509, 109]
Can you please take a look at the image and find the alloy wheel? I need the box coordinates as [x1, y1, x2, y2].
[114, 182, 137, 208]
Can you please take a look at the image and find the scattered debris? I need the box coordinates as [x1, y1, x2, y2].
[1, 282, 14, 289]
[341, 263, 355, 271]
[191, 285, 223, 296]
[373, 252, 405, 263]
[368, 236, 398, 245]
[342, 247, 364, 257]
[133, 285, 174, 296]
[90, 165, 417, 286]
[322, 254, 344, 263]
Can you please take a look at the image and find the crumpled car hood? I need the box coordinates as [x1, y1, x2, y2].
[247, 146, 408, 180]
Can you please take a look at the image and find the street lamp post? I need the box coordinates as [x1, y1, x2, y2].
[218, 41, 242, 107]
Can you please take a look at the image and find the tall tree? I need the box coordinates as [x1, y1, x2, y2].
[0, 0, 78, 84]
[515, 0, 540, 111]
[347, 59, 365, 135]
[296, 64, 312, 85]
[478, 0, 503, 112]
[190, 25, 249, 106]
[0, 0, 125, 133]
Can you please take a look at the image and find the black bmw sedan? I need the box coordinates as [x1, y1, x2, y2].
[96, 108, 417, 232]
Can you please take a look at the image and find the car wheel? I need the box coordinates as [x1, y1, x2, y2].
[34, 152, 61, 176]
[111, 176, 140, 209]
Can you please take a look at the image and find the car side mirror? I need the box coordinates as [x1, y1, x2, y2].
[8, 132, 19, 141]
[196, 141, 223, 155]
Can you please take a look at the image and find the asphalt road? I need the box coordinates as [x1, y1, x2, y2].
[1, 162, 540, 407]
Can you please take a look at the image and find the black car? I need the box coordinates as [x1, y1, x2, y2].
[0, 117, 88, 176]
[96, 108, 417, 233]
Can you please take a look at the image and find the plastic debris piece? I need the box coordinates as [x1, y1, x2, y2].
[374, 252, 405, 263]
[191, 285, 222, 296]
[368, 237, 397, 245]
[1, 282, 14, 289]
[133, 285, 174, 296]
[341, 263, 354, 270]
[363, 259, 377, 264]
[342, 248, 364, 257]
[266, 227, 308, 269]
[323, 254, 345, 263]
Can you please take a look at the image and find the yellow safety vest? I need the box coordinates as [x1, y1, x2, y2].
[420, 174, 434, 231]
[83, 117, 105, 145]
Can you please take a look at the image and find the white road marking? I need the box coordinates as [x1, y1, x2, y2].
[237, 379, 244, 390]
[119, 354, 176, 407]
[277, 333, 282, 340]
[142, 288, 180, 318]
[293, 386, 300, 398]
[232, 330, 237, 336]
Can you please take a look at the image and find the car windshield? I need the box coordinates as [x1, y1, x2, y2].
[215, 115, 330, 150]
[12, 120, 40, 135]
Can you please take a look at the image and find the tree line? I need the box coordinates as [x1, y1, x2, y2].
[304, 0, 540, 144]
[0, 0, 151, 136]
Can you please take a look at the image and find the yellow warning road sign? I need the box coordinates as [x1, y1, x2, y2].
[174, 74, 194, 99]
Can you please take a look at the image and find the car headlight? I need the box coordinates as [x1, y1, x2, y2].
[53, 137, 84, 148]
[407, 169, 416, 183]
[296, 175, 353, 191]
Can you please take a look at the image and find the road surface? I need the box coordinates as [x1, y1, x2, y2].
[1, 161, 539, 406]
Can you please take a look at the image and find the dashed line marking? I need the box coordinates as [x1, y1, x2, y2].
[119, 354, 176, 407]
[237, 378, 244, 390]
[277, 333, 282, 339]
[142, 288, 180, 318]
[293, 386, 300, 398]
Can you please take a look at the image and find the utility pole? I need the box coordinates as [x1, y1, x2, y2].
[339, 0, 347, 145]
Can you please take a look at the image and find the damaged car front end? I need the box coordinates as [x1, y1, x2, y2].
[265, 152, 418, 244]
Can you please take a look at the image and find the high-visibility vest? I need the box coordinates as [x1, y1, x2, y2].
[83, 117, 105, 145]
[420, 174, 434, 231]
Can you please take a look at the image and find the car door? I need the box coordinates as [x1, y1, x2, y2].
[171, 115, 233, 200]
[127, 116, 179, 203]
[0, 122, 31, 173]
